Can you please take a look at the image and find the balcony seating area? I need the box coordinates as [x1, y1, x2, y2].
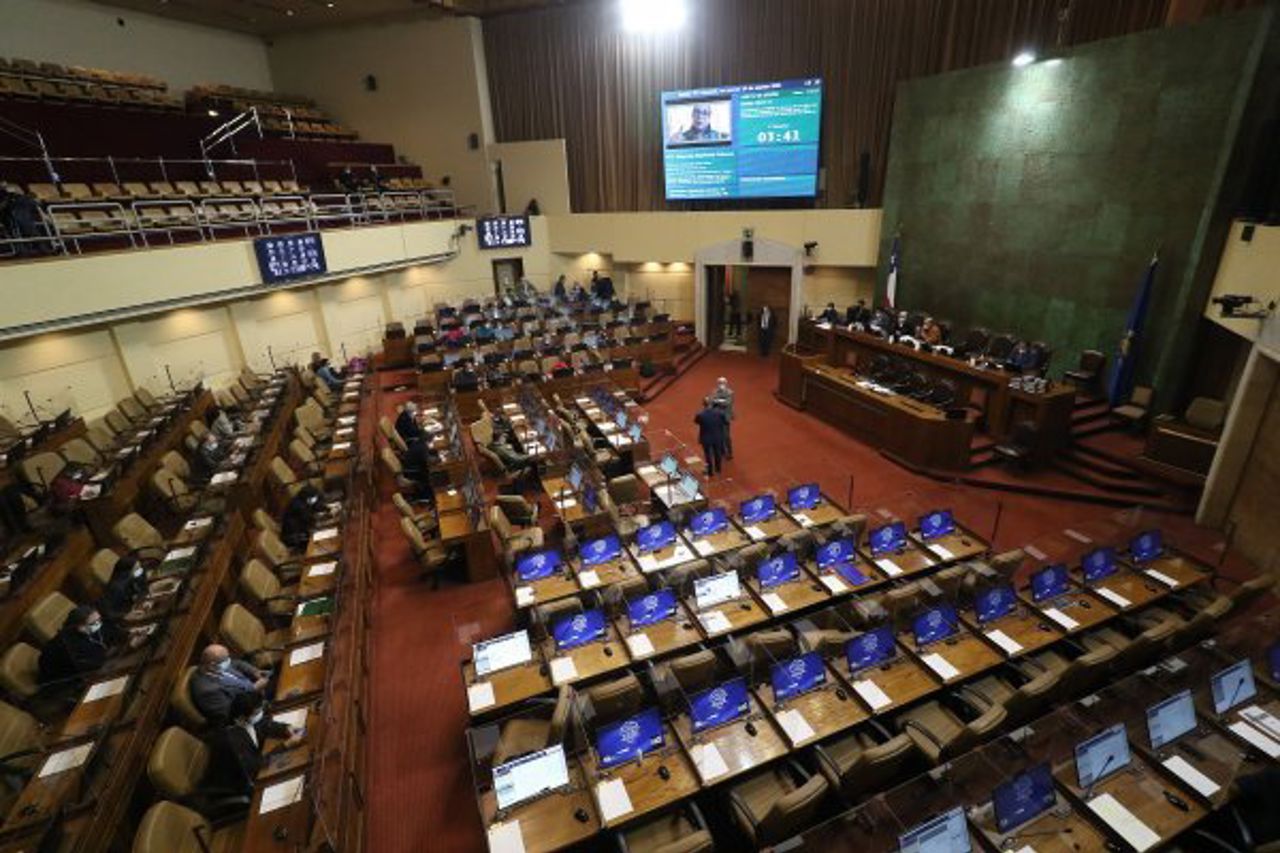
[187, 83, 357, 140]
[0, 57, 182, 111]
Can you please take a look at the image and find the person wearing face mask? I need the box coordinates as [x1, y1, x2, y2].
[38, 606, 111, 691]
[97, 556, 149, 645]
[191, 432, 227, 486]
[205, 690, 305, 800]
[280, 486, 323, 553]
[190, 644, 272, 724]
[395, 401, 426, 444]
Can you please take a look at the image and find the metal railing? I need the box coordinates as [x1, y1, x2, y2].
[199, 107, 263, 165]
[0, 116, 57, 183]
[0, 154, 300, 188]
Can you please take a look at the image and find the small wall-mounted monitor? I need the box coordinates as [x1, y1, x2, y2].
[254, 232, 327, 284]
[477, 215, 532, 250]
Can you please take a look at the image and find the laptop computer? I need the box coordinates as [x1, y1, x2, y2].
[1210, 658, 1256, 715]
[1030, 563, 1072, 603]
[973, 584, 1018, 625]
[771, 651, 827, 702]
[919, 509, 955, 541]
[787, 483, 820, 511]
[1269, 642, 1280, 683]
[580, 534, 622, 567]
[869, 521, 907, 556]
[741, 494, 776, 524]
[1082, 547, 1118, 583]
[551, 609, 607, 651]
[845, 625, 897, 672]
[898, 806, 970, 853]
[492, 743, 570, 811]
[689, 508, 728, 538]
[515, 549, 562, 584]
[473, 629, 533, 678]
[992, 762, 1057, 834]
[912, 603, 959, 647]
[758, 552, 800, 588]
[689, 677, 750, 734]
[595, 707, 664, 769]
[1146, 689, 1198, 751]
[816, 538, 871, 586]
[658, 453, 680, 478]
[1074, 722, 1131, 790]
[626, 588, 678, 628]
[1130, 529, 1164, 563]
[635, 521, 677, 553]
[694, 571, 741, 610]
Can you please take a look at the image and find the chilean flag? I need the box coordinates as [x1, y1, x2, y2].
[885, 236, 900, 309]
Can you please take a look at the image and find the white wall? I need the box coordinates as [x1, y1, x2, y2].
[0, 0, 272, 92]
[1204, 221, 1280, 342]
[268, 16, 497, 214]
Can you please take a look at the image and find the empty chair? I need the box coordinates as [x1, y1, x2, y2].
[18, 451, 65, 493]
[0, 700, 47, 811]
[218, 603, 287, 668]
[992, 421, 1039, 471]
[491, 686, 573, 767]
[897, 700, 1007, 764]
[104, 409, 133, 435]
[960, 668, 1061, 728]
[392, 492, 438, 535]
[113, 512, 165, 552]
[251, 508, 280, 535]
[616, 803, 715, 853]
[169, 666, 207, 730]
[238, 559, 298, 618]
[1063, 350, 1106, 394]
[146, 727, 249, 816]
[59, 437, 101, 467]
[1183, 397, 1227, 433]
[664, 649, 719, 694]
[400, 517, 450, 587]
[814, 727, 921, 801]
[85, 422, 118, 454]
[727, 761, 829, 847]
[0, 643, 42, 702]
[117, 396, 149, 424]
[1111, 386, 1154, 430]
[490, 498, 543, 562]
[161, 450, 191, 479]
[131, 801, 238, 853]
[25, 592, 77, 645]
[88, 547, 122, 588]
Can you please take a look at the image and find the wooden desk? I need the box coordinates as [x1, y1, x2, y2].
[857, 542, 936, 580]
[901, 630, 1002, 686]
[296, 560, 340, 599]
[1057, 755, 1206, 848]
[735, 512, 800, 543]
[242, 772, 311, 852]
[911, 525, 989, 563]
[465, 659, 554, 720]
[1020, 587, 1118, 635]
[746, 571, 829, 618]
[572, 553, 640, 592]
[807, 559, 889, 598]
[800, 365, 976, 472]
[439, 510, 476, 544]
[684, 525, 750, 560]
[629, 539, 696, 576]
[972, 796, 1109, 853]
[479, 763, 599, 853]
[755, 678, 867, 748]
[515, 569, 580, 611]
[276, 641, 327, 702]
[581, 735, 699, 829]
[965, 608, 1062, 660]
[689, 594, 769, 640]
[614, 604, 702, 663]
[672, 700, 788, 786]
[785, 498, 845, 529]
[1124, 550, 1209, 592]
[540, 627, 630, 688]
[830, 652, 938, 717]
[1080, 570, 1168, 612]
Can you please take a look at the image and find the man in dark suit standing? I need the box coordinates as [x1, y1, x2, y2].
[205, 691, 304, 798]
[758, 306, 777, 356]
[694, 396, 729, 477]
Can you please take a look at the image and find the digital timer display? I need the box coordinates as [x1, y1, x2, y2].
[661, 78, 822, 201]
[477, 215, 532, 250]
[253, 232, 327, 284]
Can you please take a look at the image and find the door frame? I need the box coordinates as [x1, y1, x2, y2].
[693, 237, 804, 347]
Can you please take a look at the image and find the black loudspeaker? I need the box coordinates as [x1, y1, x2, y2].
[364, 74, 378, 92]
[742, 239, 753, 262]
[856, 150, 870, 207]
[468, 133, 480, 150]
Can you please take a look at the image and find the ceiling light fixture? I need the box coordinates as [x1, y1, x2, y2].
[1012, 51, 1036, 67]
[621, 0, 686, 34]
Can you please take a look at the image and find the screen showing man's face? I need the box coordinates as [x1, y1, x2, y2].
[692, 106, 711, 130]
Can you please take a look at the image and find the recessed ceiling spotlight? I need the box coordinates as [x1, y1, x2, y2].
[621, 0, 686, 34]
[1012, 51, 1036, 67]
[208, 109, 219, 117]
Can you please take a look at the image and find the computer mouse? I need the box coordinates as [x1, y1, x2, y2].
[811, 583, 823, 593]
[834, 688, 847, 701]
[945, 637, 958, 646]
[880, 662, 893, 672]
[960, 539, 972, 547]
[1078, 599, 1091, 609]
[1163, 790, 1189, 812]
[539, 663, 549, 676]
[603, 645, 613, 657]
[574, 808, 590, 823]
[1144, 583, 1160, 594]
[657, 765, 671, 781]
[1038, 623, 1052, 632]
[274, 826, 289, 841]
[745, 721, 758, 737]
[740, 602, 752, 611]
[681, 622, 693, 630]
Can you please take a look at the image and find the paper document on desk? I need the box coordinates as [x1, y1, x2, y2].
[874, 558, 903, 577]
[1145, 569, 1178, 587]
[274, 708, 309, 729]
[792, 513, 813, 528]
[1064, 529, 1092, 543]
[553, 497, 577, 510]
[1240, 705, 1280, 740]
[1228, 721, 1280, 757]
[596, 778, 634, 822]
[210, 471, 238, 485]
[307, 561, 337, 577]
[1042, 608, 1079, 630]
[514, 586, 535, 607]
[39, 743, 93, 778]
[1024, 545, 1048, 561]
[166, 546, 197, 561]
[313, 526, 340, 541]
[289, 642, 325, 666]
[334, 427, 355, 438]
[932, 544, 956, 561]
[777, 709, 816, 745]
[338, 416, 357, 426]
[762, 592, 788, 614]
[691, 742, 729, 782]
[331, 441, 352, 452]
[83, 675, 128, 703]
[985, 629, 1023, 656]
[693, 539, 717, 557]
[1161, 755, 1220, 797]
[467, 682, 496, 713]
[853, 679, 891, 710]
[549, 656, 578, 685]
[259, 775, 306, 815]
[821, 575, 848, 595]
[625, 633, 654, 659]
[184, 516, 213, 531]
[1096, 587, 1131, 608]
[1087, 793, 1160, 851]
[745, 526, 766, 541]
[577, 570, 601, 590]
[921, 652, 960, 680]
[698, 610, 732, 635]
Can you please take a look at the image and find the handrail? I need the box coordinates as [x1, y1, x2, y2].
[0, 115, 57, 183]
[199, 107, 264, 172]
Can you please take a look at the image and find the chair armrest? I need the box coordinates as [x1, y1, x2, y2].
[900, 718, 946, 752]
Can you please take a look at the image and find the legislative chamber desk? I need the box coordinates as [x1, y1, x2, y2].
[580, 723, 700, 829]
[788, 322, 1078, 462]
[792, 362, 976, 471]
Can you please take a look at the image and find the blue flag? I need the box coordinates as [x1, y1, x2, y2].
[1107, 255, 1158, 406]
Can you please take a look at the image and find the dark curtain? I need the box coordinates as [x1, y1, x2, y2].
[483, 0, 1258, 211]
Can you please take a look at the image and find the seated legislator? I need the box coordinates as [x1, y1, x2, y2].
[190, 644, 271, 724]
[205, 691, 304, 798]
[395, 401, 426, 444]
[818, 302, 840, 324]
[309, 352, 343, 392]
[191, 432, 228, 485]
[920, 317, 943, 347]
[280, 486, 322, 552]
[846, 300, 871, 327]
[38, 605, 111, 690]
[97, 555, 149, 645]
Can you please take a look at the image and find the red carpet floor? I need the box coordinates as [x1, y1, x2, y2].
[362, 351, 1261, 853]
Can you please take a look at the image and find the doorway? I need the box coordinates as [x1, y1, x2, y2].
[491, 258, 524, 298]
[693, 236, 805, 350]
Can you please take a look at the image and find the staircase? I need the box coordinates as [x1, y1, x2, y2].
[639, 325, 707, 402]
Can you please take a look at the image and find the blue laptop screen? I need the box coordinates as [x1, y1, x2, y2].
[758, 552, 800, 588]
[913, 604, 958, 646]
[582, 486, 599, 514]
[919, 510, 955, 541]
[771, 652, 827, 701]
[993, 763, 1056, 834]
[567, 465, 583, 491]
[515, 549, 561, 583]
[741, 495, 775, 523]
[869, 522, 907, 556]
[1130, 529, 1163, 563]
[636, 521, 676, 553]
[1270, 643, 1280, 682]
[626, 588, 677, 628]
[551, 609, 607, 651]
[846, 626, 896, 672]
[817, 539, 855, 568]
[787, 483, 820, 511]
[596, 707, 664, 769]
[1082, 547, 1118, 582]
[581, 535, 622, 566]
[690, 508, 727, 537]
[689, 677, 750, 733]
[974, 585, 1017, 624]
[1031, 564, 1071, 602]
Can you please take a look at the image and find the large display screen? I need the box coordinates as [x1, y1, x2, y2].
[476, 215, 531, 250]
[661, 78, 822, 200]
[254, 232, 326, 284]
